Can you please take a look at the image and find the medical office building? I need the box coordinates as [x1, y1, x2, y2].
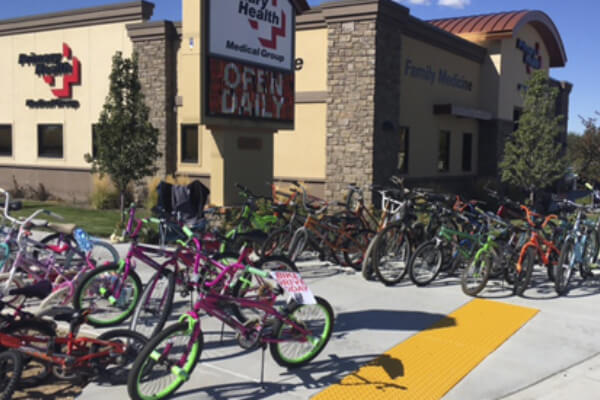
[0, 0, 570, 204]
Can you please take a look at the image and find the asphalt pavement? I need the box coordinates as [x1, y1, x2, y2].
[77, 245, 600, 400]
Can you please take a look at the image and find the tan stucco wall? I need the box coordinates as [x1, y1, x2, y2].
[399, 35, 480, 177]
[0, 22, 136, 169]
[176, 18, 328, 182]
[497, 24, 551, 121]
[274, 102, 326, 180]
[294, 28, 327, 93]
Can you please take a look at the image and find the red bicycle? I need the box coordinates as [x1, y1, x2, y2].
[513, 205, 561, 296]
[0, 282, 147, 385]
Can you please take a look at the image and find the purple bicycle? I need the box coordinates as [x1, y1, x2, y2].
[126, 242, 334, 400]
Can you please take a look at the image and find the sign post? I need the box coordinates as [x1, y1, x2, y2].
[202, 0, 307, 205]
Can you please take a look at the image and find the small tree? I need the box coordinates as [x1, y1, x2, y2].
[567, 114, 600, 182]
[85, 52, 161, 221]
[500, 70, 567, 200]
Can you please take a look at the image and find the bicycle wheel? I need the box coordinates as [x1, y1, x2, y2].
[231, 255, 298, 323]
[0, 350, 23, 400]
[361, 233, 380, 281]
[38, 285, 72, 314]
[65, 239, 119, 269]
[91, 329, 148, 384]
[554, 240, 575, 296]
[261, 228, 292, 257]
[0, 274, 25, 307]
[288, 230, 308, 262]
[373, 224, 411, 286]
[408, 241, 443, 286]
[36, 232, 78, 265]
[1, 319, 57, 388]
[514, 248, 535, 296]
[127, 321, 203, 400]
[130, 270, 176, 339]
[342, 229, 372, 270]
[73, 263, 142, 327]
[461, 254, 491, 296]
[270, 296, 334, 368]
[580, 230, 599, 279]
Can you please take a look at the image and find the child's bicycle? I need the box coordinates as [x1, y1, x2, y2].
[1, 282, 148, 386]
[127, 256, 333, 400]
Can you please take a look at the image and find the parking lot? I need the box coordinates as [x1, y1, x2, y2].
[77, 245, 600, 400]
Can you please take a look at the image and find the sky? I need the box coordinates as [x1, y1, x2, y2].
[1, 0, 596, 133]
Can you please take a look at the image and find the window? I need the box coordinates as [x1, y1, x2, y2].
[0, 125, 12, 156]
[397, 127, 409, 173]
[438, 130, 450, 172]
[38, 124, 63, 158]
[462, 133, 472, 172]
[181, 125, 199, 163]
[92, 124, 98, 159]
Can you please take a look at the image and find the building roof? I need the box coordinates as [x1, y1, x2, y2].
[429, 10, 567, 67]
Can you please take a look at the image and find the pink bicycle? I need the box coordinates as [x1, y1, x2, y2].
[126, 240, 334, 400]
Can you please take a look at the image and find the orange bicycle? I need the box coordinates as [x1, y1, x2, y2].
[513, 205, 562, 296]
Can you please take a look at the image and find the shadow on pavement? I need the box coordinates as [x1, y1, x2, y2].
[335, 309, 455, 333]
[172, 353, 398, 400]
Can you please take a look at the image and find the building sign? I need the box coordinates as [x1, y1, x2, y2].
[404, 59, 473, 92]
[18, 43, 81, 109]
[516, 39, 542, 74]
[206, 57, 294, 122]
[208, 0, 294, 72]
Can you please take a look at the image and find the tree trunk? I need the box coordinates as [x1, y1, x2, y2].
[120, 191, 125, 223]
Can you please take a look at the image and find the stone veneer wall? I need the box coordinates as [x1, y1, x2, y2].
[324, 19, 378, 204]
[129, 22, 179, 177]
[373, 13, 403, 190]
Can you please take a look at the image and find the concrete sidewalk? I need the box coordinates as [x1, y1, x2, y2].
[76, 257, 600, 400]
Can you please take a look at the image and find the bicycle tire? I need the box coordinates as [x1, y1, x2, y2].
[288, 230, 308, 262]
[0, 273, 25, 307]
[64, 239, 119, 269]
[231, 255, 298, 323]
[514, 248, 535, 296]
[0, 350, 23, 400]
[127, 321, 203, 400]
[269, 296, 334, 368]
[554, 240, 575, 296]
[130, 270, 176, 339]
[580, 230, 599, 279]
[73, 263, 142, 327]
[361, 232, 380, 281]
[91, 329, 148, 384]
[408, 240, 443, 286]
[261, 228, 292, 257]
[1, 319, 57, 388]
[38, 285, 71, 314]
[461, 254, 491, 296]
[372, 224, 411, 286]
[343, 229, 373, 271]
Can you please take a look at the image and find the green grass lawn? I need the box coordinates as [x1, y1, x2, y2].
[11, 201, 150, 238]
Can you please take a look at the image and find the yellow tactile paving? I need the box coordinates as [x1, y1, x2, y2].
[313, 299, 538, 400]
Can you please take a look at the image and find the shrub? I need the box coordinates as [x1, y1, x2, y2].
[9, 176, 26, 199]
[90, 175, 134, 210]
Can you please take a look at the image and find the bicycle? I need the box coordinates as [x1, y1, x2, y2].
[0, 350, 22, 400]
[127, 258, 333, 400]
[513, 205, 562, 296]
[552, 200, 598, 295]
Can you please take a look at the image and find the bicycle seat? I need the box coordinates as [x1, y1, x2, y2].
[45, 307, 86, 324]
[47, 222, 77, 235]
[9, 280, 52, 300]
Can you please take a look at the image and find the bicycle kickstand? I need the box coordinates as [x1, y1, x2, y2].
[220, 321, 225, 343]
[260, 343, 267, 388]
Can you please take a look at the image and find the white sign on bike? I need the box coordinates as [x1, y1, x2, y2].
[270, 271, 316, 305]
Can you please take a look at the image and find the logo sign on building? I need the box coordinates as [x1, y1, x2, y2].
[516, 39, 542, 74]
[206, 58, 294, 122]
[208, 0, 295, 72]
[19, 43, 81, 109]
